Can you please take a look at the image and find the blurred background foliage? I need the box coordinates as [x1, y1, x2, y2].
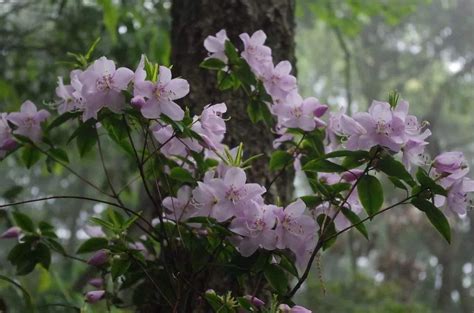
[0, 0, 473, 312]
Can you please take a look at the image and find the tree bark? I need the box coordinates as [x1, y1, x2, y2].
[170, 0, 296, 190]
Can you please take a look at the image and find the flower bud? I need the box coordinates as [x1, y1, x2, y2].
[314, 104, 328, 117]
[85, 290, 105, 303]
[87, 249, 109, 266]
[130, 96, 146, 109]
[243, 295, 265, 307]
[0, 226, 21, 239]
[88, 278, 104, 288]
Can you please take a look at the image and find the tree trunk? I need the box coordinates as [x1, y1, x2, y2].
[170, 0, 296, 192]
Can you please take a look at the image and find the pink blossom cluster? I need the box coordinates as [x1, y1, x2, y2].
[55, 56, 190, 123]
[327, 100, 431, 170]
[204, 30, 328, 137]
[432, 151, 474, 216]
[0, 101, 50, 156]
[162, 166, 317, 267]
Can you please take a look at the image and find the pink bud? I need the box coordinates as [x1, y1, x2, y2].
[314, 104, 328, 117]
[85, 290, 105, 303]
[87, 249, 109, 266]
[131, 96, 146, 109]
[88, 278, 104, 288]
[243, 295, 265, 307]
[0, 226, 21, 239]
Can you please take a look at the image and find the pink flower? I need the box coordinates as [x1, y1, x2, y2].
[433, 151, 467, 177]
[210, 167, 266, 221]
[229, 203, 278, 256]
[445, 178, 474, 216]
[239, 30, 273, 75]
[55, 70, 85, 114]
[0, 226, 21, 239]
[7, 101, 50, 143]
[273, 93, 326, 131]
[85, 290, 106, 303]
[350, 100, 406, 152]
[262, 61, 297, 101]
[134, 66, 189, 121]
[0, 113, 16, 158]
[163, 186, 196, 221]
[274, 199, 317, 260]
[87, 249, 109, 266]
[191, 103, 227, 151]
[204, 29, 229, 63]
[80, 57, 134, 120]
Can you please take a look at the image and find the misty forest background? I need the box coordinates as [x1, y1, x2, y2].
[0, 0, 473, 312]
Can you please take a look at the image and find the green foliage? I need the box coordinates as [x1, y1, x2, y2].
[357, 175, 383, 217]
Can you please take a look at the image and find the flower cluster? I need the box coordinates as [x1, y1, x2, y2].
[327, 100, 431, 170]
[0, 100, 50, 155]
[162, 166, 317, 267]
[204, 30, 328, 139]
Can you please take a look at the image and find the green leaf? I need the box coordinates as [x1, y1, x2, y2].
[35, 243, 51, 270]
[90, 217, 116, 231]
[44, 238, 66, 255]
[377, 154, 415, 187]
[341, 207, 369, 239]
[264, 264, 288, 295]
[303, 159, 346, 173]
[224, 40, 239, 63]
[300, 195, 324, 208]
[416, 168, 447, 196]
[169, 167, 194, 183]
[101, 117, 134, 155]
[200, 58, 227, 70]
[76, 237, 108, 254]
[323, 150, 369, 159]
[411, 198, 451, 243]
[388, 176, 408, 191]
[357, 175, 384, 217]
[217, 71, 236, 90]
[111, 257, 131, 280]
[21, 145, 41, 169]
[47, 111, 80, 130]
[12, 211, 36, 233]
[49, 148, 69, 163]
[76, 124, 97, 157]
[269, 150, 292, 171]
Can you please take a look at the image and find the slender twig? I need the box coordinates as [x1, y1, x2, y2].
[0, 196, 156, 237]
[288, 150, 379, 297]
[33, 143, 113, 198]
[96, 129, 121, 203]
